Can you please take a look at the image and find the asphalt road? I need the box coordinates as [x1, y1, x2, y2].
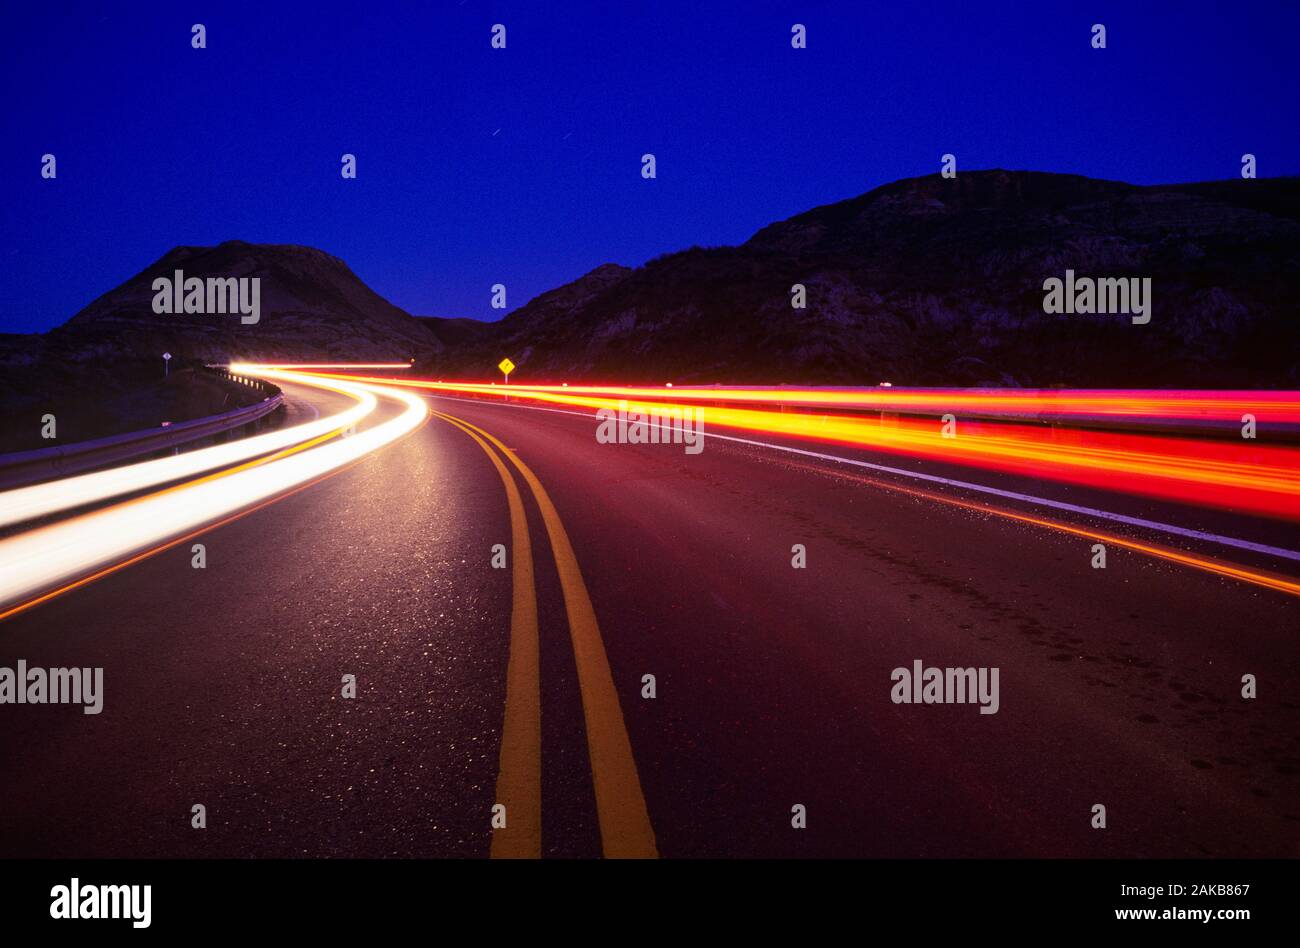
[0, 383, 1296, 858]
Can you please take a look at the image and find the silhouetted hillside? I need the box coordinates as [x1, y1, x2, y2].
[5, 169, 1298, 447]
[423, 171, 1300, 387]
[60, 240, 438, 362]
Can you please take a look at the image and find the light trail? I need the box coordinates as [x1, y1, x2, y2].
[302, 373, 1300, 522]
[330, 379, 1300, 424]
[0, 371, 428, 613]
[425, 394, 1300, 599]
[0, 371, 377, 529]
[230, 362, 414, 371]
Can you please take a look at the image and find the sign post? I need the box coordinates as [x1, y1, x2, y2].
[497, 358, 515, 402]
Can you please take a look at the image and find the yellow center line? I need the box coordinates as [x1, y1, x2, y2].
[433, 413, 542, 858]
[432, 409, 658, 859]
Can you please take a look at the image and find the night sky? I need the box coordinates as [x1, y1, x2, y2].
[2, 0, 1297, 334]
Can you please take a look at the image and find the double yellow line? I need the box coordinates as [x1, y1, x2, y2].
[431, 410, 658, 859]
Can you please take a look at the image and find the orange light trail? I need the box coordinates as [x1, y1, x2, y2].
[325, 379, 1300, 424]
[298, 372, 1300, 522]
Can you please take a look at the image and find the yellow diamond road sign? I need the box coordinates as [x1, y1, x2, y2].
[498, 358, 516, 376]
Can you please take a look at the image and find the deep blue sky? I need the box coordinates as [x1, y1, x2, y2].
[2, 1, 1297, 333]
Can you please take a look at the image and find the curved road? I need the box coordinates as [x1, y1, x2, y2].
[0, 382, 1296, 858]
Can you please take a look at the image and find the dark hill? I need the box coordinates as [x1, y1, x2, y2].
[58, 240, 439, 363]
[0, 241, 443, 445]
[422, 170, 1300, 387]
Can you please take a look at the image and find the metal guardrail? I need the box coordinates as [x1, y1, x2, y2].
[0, 373, 284, 491]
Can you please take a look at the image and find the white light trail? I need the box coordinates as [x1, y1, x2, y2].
[0, 372, 378, 529]
[0, 371, 428, 612]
